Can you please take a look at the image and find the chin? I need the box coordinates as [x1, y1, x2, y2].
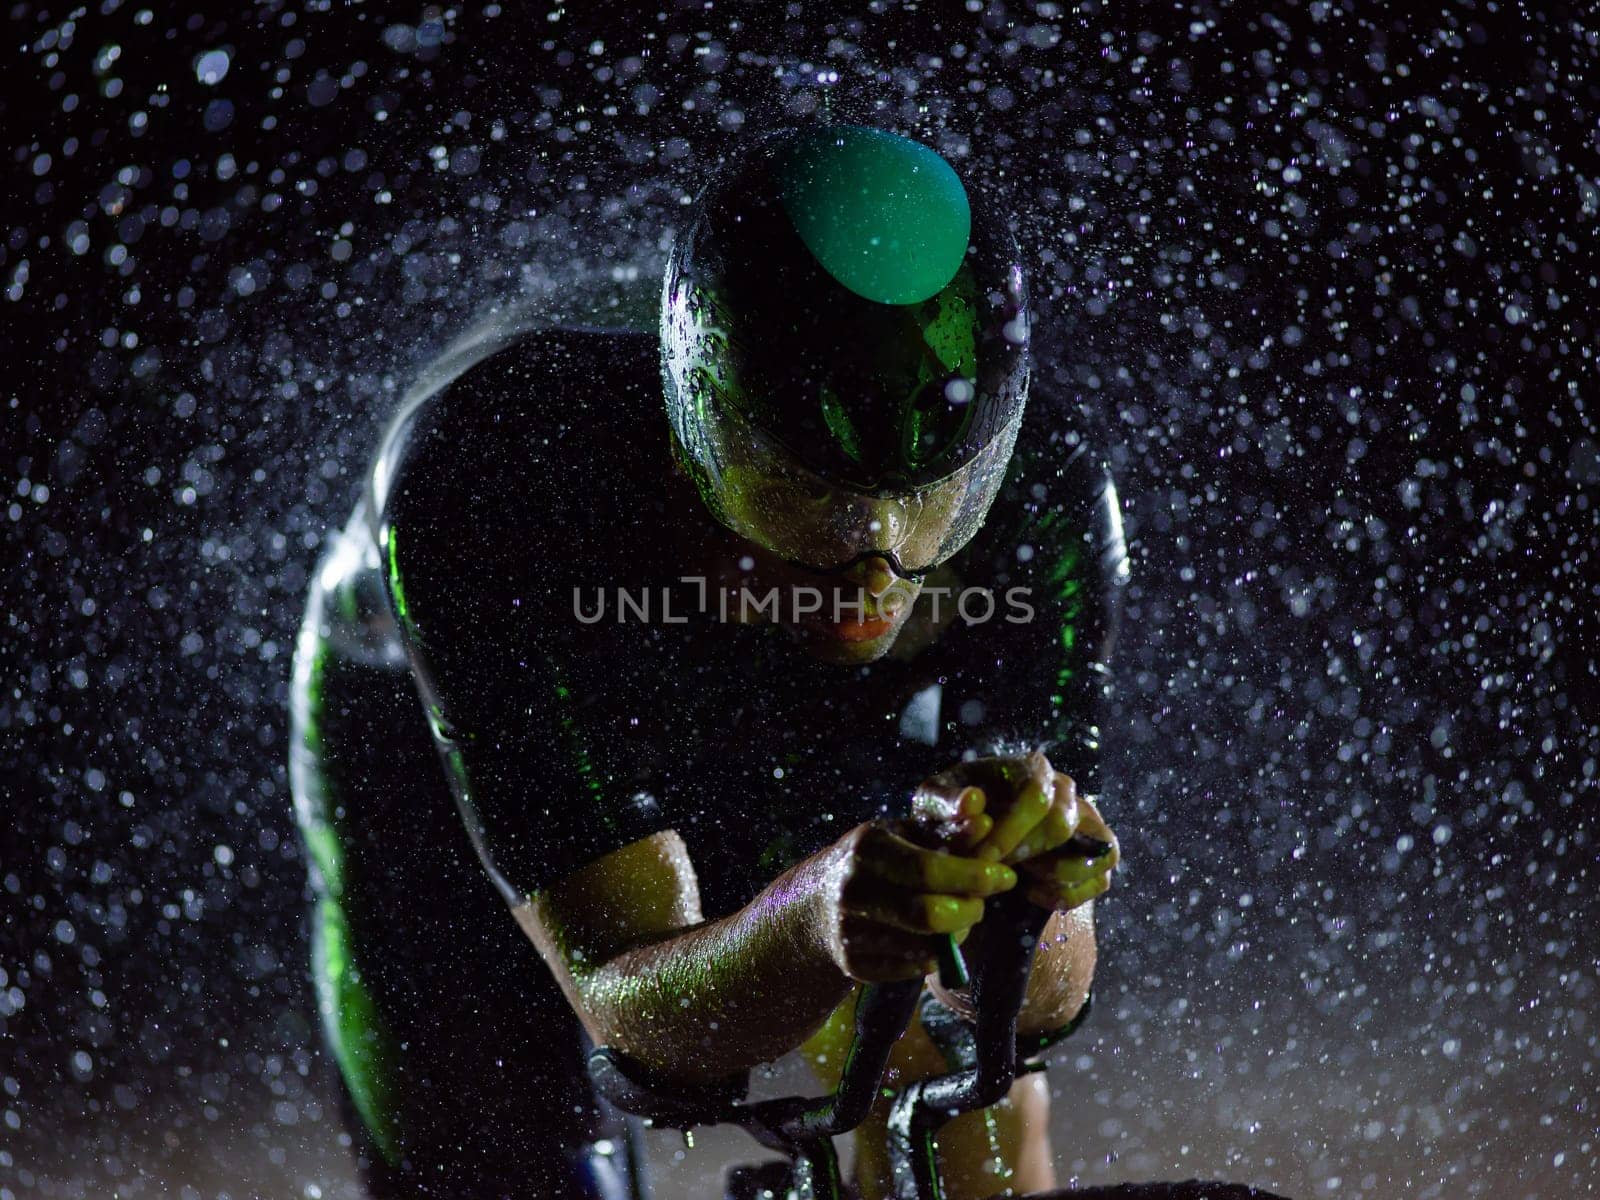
[797, 624, 903, 665]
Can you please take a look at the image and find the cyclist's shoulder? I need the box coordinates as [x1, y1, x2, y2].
[1008, 395, 1117, 503]
[370, 325, 659, 524]
[368, 325, 662, 624]
[451, 325, 658, 421]
[969, 390, 1124, 569]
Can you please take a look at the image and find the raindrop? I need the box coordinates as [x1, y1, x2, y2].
[194, 49, 230, 86]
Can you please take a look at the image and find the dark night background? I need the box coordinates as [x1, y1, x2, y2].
[3, 2, 1596, 1198]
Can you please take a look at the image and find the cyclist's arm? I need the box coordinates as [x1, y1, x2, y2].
[1014, 903, 1096, 1038]
[921, 900, 1094, 1041]
[516, 828, 857, 1084]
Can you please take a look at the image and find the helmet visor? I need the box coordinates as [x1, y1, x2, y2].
[688, 392, 1021, 576]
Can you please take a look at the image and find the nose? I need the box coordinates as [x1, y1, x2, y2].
[850, 555, 899, 598]
[843, 495, 908, 548]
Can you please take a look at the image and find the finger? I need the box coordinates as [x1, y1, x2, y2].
[936, 758, 1018, 797]
[935, 803, 994, 854]
[847, 891, 986, 935]
[1018, 749, 1055, 796]
[835, 921, 943, 973]
[956, 812, 994, 852]
[1022, 841, 1119, 888]
[836, 924, 943, 982]
[912, 783, 987, 824]
[862, 830, 1017, 896]
[1027, 748, 1056, 782]
[1060, 831, 1120, 867]
[1008, 777, 1081, 863]
[836, 923, 915, 960]
[974, 777, 1053, 862]
[1009, 807, 1072, 864]
[911, 787, 990, 851]
[1025, 870, 1113, 912]
[986, 754, 1055, 859]
[1072, 794, 1115, 846]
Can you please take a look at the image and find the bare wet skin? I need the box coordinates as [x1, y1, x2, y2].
[661, 451, 933, 665]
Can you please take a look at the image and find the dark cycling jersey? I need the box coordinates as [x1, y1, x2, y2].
[290, 323, 1126, 1196]
[373, 326, 1128, 918]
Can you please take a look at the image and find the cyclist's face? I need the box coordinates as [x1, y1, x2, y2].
[714, 458, 969, 580]
[709, 450, 971, 663]
[735, 544, 925, 665]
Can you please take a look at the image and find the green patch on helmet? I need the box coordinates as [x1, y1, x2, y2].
[778, 125, 971, 306]
[819, 384, 864, 464]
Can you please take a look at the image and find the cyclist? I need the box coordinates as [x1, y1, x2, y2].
[290, 123, 1127, 1199]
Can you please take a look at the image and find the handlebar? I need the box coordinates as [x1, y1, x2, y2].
[587, 889, 1053, 1200]
[885, 890, 1052, 1200]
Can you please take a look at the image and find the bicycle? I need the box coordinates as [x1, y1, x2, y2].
[588, 887, 1294, 1200]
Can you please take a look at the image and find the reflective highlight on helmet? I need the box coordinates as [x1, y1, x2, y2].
[778, 125, 972, 306]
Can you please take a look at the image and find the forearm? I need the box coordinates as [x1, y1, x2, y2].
[931, 903, 1096, 1038]
[528, 851, 856, 1082]
[1016, 904, 1096, 1036]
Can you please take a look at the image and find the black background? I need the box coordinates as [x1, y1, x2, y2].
[3, 2, 1596, 1197]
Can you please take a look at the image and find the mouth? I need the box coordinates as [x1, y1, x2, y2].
[814, 613, 896, 642]
[801, 602, 900, 643]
